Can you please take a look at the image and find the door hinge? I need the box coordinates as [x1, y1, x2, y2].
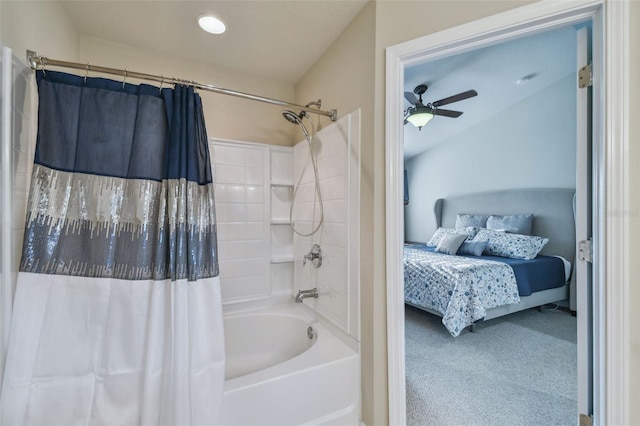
[579, 413, 593, 426]
[578, 239, 593, 263]
[578, 63, 593, 88]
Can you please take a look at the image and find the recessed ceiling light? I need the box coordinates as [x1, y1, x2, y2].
[198, 15, 226, 34]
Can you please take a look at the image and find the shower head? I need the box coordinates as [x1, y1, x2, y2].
[282, 110, 304, 125]
[282, 109, 312, 141]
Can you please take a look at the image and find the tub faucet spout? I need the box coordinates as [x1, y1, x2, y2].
[295, 288, 319, 303]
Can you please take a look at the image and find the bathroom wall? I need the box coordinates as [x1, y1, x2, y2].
[0, 1, 79, 64]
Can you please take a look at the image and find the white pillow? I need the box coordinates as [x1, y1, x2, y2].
[475, 228, 548, 260]
[426, 227, 477, 247]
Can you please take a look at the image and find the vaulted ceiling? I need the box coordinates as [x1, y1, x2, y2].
[404, 25, 580, 159]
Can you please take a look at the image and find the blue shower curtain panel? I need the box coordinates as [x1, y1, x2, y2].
[0, 71, 225, 425]
[23, 71, 218, 280]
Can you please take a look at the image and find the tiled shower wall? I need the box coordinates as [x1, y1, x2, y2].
[0, 48, 37, 381]
[210, 140, 272, 303]
[293, 111, 360, 341]
[211, 110, 360, 343]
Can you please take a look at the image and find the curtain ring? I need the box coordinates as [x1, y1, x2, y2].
[159, 75, 164, 93]
[84, 63, 90, 84]
[122, 69, 127, 88]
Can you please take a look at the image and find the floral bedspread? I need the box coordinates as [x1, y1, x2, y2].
[404, 246, 520, 337]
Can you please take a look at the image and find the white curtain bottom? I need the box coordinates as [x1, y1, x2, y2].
[0, 273, 225, 426]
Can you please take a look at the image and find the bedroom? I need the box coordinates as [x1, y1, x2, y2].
[402, 24, 585, 425]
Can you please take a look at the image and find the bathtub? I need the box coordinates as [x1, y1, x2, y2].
[222, 302, 360, 426]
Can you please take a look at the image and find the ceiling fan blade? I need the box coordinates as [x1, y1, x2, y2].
[432, 90, 478, 107]
[432, 109, 463, 118]
[404, 92, 421, 106]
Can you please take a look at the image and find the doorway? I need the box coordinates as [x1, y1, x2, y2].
[402, 22, 586, 425]
[385, 1, 631, 425]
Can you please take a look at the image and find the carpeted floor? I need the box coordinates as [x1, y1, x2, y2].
[405, 305, 577, 426]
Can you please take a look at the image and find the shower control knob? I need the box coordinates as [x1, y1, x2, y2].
[302, 244, 322, 268]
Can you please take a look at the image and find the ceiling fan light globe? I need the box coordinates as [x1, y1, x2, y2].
[407, 111, 434, 129]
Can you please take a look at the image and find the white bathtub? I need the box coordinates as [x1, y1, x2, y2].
[222, 302, 360, 426]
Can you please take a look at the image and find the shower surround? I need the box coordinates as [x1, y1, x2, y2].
[211, 110, 361, 424]
[211, 110, 361, 343]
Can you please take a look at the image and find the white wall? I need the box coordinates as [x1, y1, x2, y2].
[405, 74, 576, 242]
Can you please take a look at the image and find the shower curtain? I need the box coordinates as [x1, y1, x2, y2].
[0, 70, 225, 425]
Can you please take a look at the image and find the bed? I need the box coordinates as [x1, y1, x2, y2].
[404, 188, 575, 336]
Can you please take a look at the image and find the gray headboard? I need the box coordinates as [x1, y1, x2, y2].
[434, 188, 576, 264]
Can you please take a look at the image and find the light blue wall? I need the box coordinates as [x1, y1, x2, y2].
[404, 74, 577, 242]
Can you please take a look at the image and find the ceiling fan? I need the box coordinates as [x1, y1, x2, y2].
[404, 84, 478, 130]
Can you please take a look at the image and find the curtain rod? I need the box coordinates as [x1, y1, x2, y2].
[26, 50, 337, 121]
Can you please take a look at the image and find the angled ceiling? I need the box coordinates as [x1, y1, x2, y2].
[60, 0, 369, 84]
[404, 25, 580, 160]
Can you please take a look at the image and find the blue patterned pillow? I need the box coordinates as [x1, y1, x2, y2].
[455, 213, 489, 229]
[475, 228, 548, 260]
[426, 227, 478, 247]
[435, 233, 468, 255]
[457, 240, 488, 256]
[486, 214, 533, 235]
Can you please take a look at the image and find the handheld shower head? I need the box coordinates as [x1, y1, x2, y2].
[282, 110, 304, 125]
[282, 110, 312, 141]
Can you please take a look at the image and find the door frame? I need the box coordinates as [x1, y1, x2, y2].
[385, 1, 630, 425]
